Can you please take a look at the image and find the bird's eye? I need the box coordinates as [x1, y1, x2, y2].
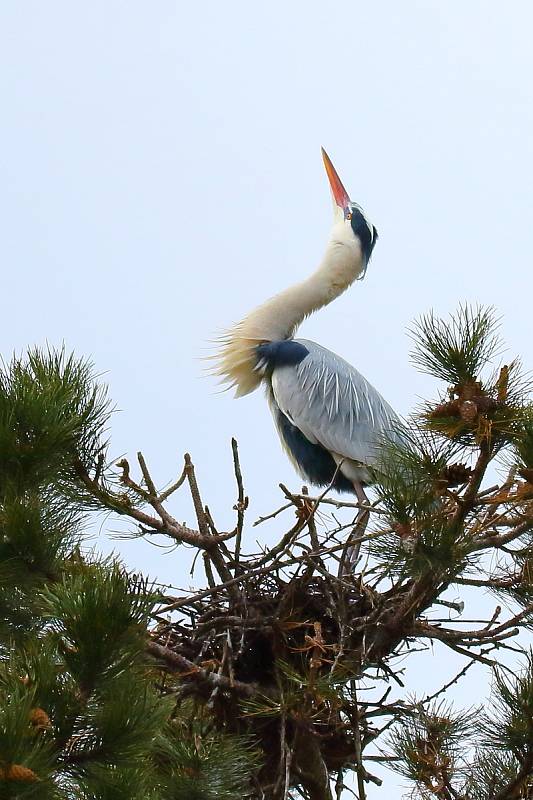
[345, 211, 352, 220]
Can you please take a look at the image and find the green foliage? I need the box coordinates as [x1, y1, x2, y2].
[388, 658, 533, 799]
[373, 431, 457, 522]
[462, 749, 524, 800]
[424, 360, 529, 450]
[241, 659, 348, 720]
[0, 641, 80, 750]
[0, 493, 81, 648]
[366, 521, 470, 581]
[155, 723, 259, 800]
[0, 347, 257, 800]
[0, 494, 79, 577]
[0, 349, 110, 496]
[2, 314, 533, 799]
[369, 432, 474, 578]
[73, 766, 157, 800]
[510, 407, 533, 472]
[0, 681, 56, 798]
[42, 562, 153, 693]
[368, 305, 533, 582]
[408, 306, 531, 452]
[409, 305, 500, 384]
[0, 349, 110, 650]
[65, 678, 170, 777]
[386, 700, 476, 791]
[481, 651, 533, 760]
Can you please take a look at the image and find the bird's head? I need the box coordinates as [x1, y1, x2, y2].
[322, 148, 378, 277]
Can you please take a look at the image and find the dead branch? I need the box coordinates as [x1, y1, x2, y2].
[77, 435, 533, 799]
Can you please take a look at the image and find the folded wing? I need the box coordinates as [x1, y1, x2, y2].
[270, 338, 400, 468]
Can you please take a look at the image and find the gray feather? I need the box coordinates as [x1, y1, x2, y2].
[270, 338, 400, 471]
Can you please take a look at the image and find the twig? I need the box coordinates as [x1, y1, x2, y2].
[137, 451, 157, 497]
[203, 553, 216, 588]
[75, 458, 205, 546]
[473, 517, 533, 550]
[412, 603, 533, 643]
[232, 438, 247, 565]
[289, 494, 387, 515]
[253, 502, 293, 527]
[420, 657, 479, 705]
[351, 681, 367, 800]
[184, 453, 209, 537]
[159, 464, 188, 501]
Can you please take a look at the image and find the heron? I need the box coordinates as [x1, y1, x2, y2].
[215, 149, 400, 512]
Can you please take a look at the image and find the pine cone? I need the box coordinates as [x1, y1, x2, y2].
[442, 463, 473, 487]
[474, 395, 499, 413]
[430, 400, 461, 419]
[459, 400, 478, 423]
[0, 764, 40, 782]
[457, 380, 483, 401]
[29, 707, 51, 732]
[455, 381, 499, 414]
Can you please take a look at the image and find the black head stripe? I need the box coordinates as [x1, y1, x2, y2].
[350, 208, 378, 264]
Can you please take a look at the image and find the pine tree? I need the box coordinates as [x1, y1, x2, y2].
[0, 349, 257, 799]
[2, 307, 533, 799]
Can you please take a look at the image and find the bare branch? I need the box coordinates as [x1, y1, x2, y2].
[146, 641, 256, 696]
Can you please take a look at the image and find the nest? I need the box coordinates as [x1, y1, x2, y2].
[152, 568, 380, 787]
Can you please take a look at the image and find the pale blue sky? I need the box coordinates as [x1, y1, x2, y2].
[1, 2, 533, 795]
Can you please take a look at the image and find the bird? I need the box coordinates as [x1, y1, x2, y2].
[214, 148, 400, 508]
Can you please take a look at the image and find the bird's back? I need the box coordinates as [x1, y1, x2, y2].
[263, 339, 400, 482]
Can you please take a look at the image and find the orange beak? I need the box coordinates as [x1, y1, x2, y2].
[321, 148, 351, 215]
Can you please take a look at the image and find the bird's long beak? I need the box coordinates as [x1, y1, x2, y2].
[322, 148, 351, 217]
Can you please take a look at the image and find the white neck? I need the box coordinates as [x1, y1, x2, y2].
[246, 222, 364, 341]
[215, 221, 365, 396]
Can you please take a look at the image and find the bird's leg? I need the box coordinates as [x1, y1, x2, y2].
[340, 481, 370, 577]
[353, 480, 369, 508]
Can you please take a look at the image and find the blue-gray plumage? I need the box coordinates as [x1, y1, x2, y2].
[258, 339, 399, 494]
[215, 148, 399, 502]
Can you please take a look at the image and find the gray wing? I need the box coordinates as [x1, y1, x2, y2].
[270, 338, 400, 467]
